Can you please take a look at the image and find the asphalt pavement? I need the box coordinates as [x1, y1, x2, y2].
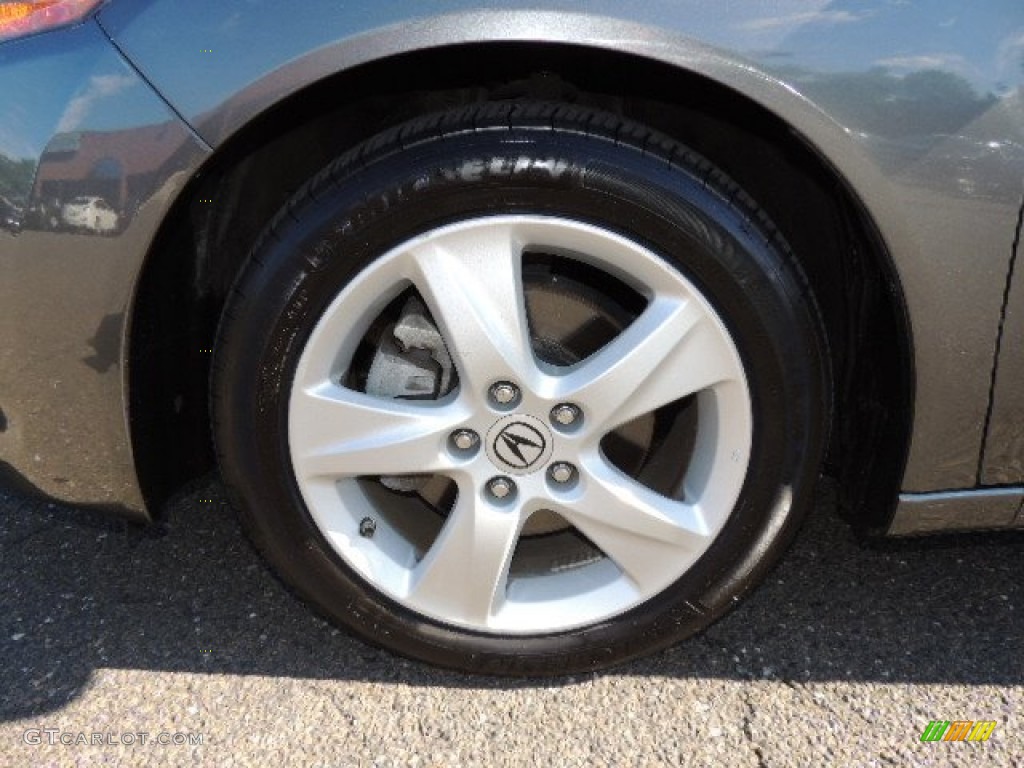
[1, 477, 1021, 767]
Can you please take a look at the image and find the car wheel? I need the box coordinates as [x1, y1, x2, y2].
[213, 102, 830, 675]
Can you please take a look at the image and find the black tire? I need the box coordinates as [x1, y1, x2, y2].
[213, 102, 830, 676]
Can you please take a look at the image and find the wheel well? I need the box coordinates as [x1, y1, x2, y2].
[128, 41, 912, 531]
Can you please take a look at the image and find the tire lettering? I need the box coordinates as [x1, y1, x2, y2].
[534, 157, 568, 178]
[459, 159, 485, 181]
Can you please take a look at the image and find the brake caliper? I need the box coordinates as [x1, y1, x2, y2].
[366, 296, 454, 492]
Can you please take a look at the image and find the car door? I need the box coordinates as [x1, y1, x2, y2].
[982, 207, 1024, 510]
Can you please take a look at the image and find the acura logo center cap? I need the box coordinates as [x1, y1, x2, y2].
[485, 414, 554, 476]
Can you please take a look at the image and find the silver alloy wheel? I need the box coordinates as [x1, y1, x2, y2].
[288, 215, 752, 634]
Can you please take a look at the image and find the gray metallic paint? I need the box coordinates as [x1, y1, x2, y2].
[890, 488, 1024, 535]
[982, 212, 1024, 485]
[96, 1, 1024, 492]
[0, 21, 209, 518]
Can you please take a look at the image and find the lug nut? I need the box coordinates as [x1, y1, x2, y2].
[489, 381, 519, 406]
[549, 462, 576, 485]
[451, 429, 479, 452]
[551, 403, 581, 427]
[487, 477, 515, 500]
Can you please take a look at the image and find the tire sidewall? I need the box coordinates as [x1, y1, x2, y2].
[215, 127, 827, 674]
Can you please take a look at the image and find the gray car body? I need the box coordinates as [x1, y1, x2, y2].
[1, 0, 1023, 533]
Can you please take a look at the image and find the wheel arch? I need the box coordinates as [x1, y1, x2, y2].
[126, 40, 913, 532]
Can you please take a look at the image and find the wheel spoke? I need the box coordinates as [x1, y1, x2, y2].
[405, 224, 534, 394]
[550, 457, 710, 591]
[558, 296, 739, 432]
[291, 383, 467, 479]
[407, 487, 523, 626]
